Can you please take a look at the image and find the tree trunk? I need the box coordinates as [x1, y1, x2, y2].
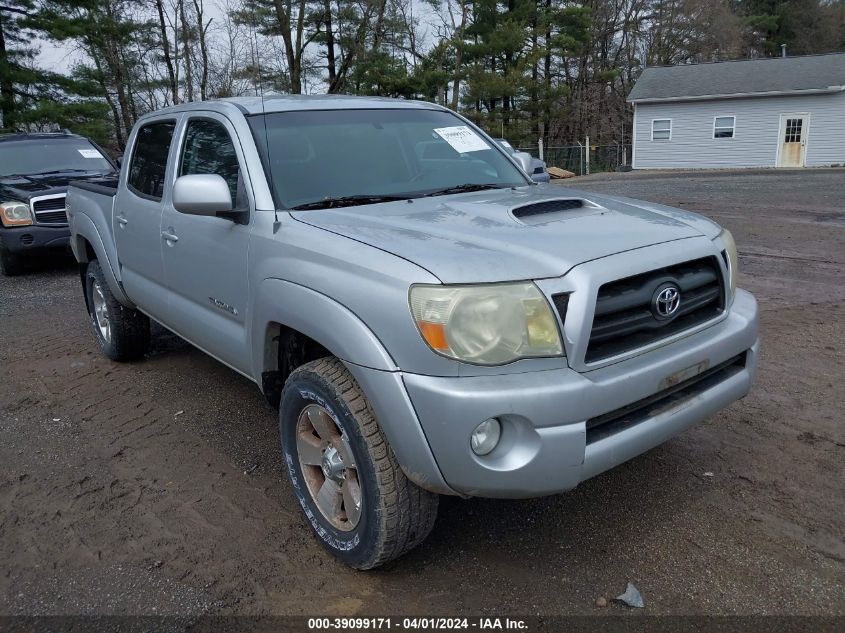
[324, 1, 336, 87]
[91, 55, 125, 149]
[193, 0, 209, 100]
[179, 0, 194, 101]
[450, 1, 467, 111]
[272, 0, 300, 93]
[154, 0, 179, 104]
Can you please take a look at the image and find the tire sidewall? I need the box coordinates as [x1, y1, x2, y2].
[280, 371, 381, 567]
[85, 263, 116, 358]
[0, 241, 22, 276]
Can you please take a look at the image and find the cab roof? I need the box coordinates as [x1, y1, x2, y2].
[143, 94, 447, 118]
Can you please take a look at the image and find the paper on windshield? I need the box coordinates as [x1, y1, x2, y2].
[78, 149, 103, 159]
[433, 126, 490, 153]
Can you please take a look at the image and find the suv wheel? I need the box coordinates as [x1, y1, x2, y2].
[0, 238, 23, 276]
[85, 260, 150, 361]
[280, 357, 439, 569]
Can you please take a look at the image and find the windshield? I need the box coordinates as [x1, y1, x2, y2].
[249, 108, 529, 210]
[0, 138, 113, 177]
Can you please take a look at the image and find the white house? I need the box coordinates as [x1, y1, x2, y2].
[628, 53, 845, 170]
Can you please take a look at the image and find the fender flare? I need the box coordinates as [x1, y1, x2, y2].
[72, 212, 134, 308]
[250, 277, 454, 495]
[250, 277, 397, 379]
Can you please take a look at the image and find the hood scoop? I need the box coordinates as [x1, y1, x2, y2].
[511, 198, 603, 225]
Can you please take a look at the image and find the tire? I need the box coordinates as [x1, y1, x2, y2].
[280, 357, 439, 569]
[0, 238, 24, 276]
[85, 260, 150, 361]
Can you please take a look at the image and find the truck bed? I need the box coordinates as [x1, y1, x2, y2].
[67, 177, 122, 290]
[69, 176, 119, 197]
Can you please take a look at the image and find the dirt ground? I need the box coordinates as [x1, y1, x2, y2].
[1, 169, 843, 618]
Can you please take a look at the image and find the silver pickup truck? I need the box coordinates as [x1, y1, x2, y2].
[67, 96, 759, 569]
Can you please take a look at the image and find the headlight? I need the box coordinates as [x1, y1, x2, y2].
[717, 228, 738, 298]
[0, 201, 33, 227]
[409, 282, 563, 365]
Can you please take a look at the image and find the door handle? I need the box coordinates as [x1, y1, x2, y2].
[161, 230, 179, 243]
[116, 215, 128, 227]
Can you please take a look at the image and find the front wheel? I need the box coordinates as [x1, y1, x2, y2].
[85, 260, 150, 361]
[0, 238, 23, 276]
[280, 357, 439, 569]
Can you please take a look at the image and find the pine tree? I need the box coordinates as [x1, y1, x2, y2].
[0, 1, 39, 130]
[29, 0, 154, 148]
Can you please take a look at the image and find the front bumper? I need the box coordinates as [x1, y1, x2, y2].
[388, 289, 758, 498]
[0, 225, 70, 254]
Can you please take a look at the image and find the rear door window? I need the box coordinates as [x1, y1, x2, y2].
[128, 120, 176, 200]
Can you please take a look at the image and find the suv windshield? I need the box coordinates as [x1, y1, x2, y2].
[495, 139, 516, 154]
[249, 108, 528, 210]
[0, 137, 113, 177]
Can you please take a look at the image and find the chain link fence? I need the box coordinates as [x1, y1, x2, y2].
[517, 143, 632, 176]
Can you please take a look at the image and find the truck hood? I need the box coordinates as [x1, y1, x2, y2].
[292, 185, 721, 283]
[0, 171, 115, 203]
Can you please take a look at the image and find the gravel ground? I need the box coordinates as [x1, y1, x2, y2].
[0, 169, 843, 618]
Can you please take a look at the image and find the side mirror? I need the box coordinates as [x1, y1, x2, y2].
[513, 151, 534, 175]
[172, 174, 233, 216]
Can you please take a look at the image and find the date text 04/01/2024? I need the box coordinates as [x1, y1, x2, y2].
[307, 617, 529, 630]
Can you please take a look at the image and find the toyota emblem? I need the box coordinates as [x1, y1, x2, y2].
[652, 284, 681, 319]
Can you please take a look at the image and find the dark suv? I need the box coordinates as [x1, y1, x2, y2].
[0, 132, 117, 275]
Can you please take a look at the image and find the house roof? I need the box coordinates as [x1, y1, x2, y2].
[628, 53, 845, 103]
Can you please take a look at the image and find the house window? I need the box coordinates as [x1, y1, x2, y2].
[714, 116, 735, 139]
[784, 118, 803, 143]
[652, 119, 671, 141]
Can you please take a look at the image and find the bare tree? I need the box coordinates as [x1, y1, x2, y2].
[154, 0, 179, 104]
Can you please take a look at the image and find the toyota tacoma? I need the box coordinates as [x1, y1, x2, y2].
[66, 96, 759, 569]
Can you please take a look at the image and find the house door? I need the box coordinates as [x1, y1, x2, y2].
[777, 114, 809, 167]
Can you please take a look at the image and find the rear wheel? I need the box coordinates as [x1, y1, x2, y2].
[0, 238, 23, 276]
[280, 357, 439, 569]
[85, 260, 150, 361]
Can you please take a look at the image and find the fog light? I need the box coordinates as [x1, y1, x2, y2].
[471, 418, 501, 456]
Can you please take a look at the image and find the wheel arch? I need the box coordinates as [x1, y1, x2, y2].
[72, 213, 134, 308]
[252, 278, 397, 407]
[254, 278, 453, 495]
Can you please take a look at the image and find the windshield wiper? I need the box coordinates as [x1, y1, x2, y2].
[423, 183, 507, 197]
[37, 169, 94, 175]
[291, 194, 416, 211]
[1, 169, 94, 179]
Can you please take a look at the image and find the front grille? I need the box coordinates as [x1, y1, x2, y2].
[34, 210, 67, 224]
[32, 195, 67, 225]
[586, 352, 747, 444]
[586, 256, 724, 363]
[33, 197, 66, 212]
